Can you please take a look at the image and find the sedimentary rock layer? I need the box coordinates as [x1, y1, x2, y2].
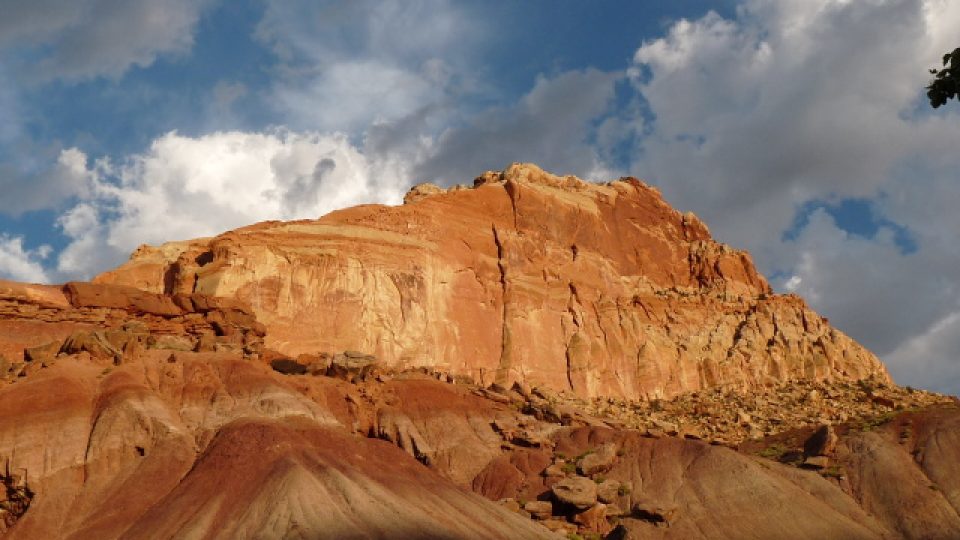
[98, 164, 889, 398]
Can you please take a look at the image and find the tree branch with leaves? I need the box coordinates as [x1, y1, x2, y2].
[928, 48, 960, 108]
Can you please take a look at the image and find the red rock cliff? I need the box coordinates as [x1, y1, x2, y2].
[96, 163, 890, 398]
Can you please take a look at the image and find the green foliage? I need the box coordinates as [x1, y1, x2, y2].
[756, 444, 788, 459]
[561, 462, 577, 474]
[618, 484, 631, 496]
[822, 466, 844, 479]
[927, 48, 960, 108]
[575, 448, 595, 460]
[861, 411, 898, 431]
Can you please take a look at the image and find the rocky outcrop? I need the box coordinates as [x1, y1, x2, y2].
[0, 279, 266, 376]
[97, 163, 889, 399]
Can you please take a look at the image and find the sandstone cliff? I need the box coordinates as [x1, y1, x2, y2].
[97, 163, 889, 399]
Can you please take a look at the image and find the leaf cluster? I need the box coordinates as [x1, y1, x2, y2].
[927, 48, 960, 108]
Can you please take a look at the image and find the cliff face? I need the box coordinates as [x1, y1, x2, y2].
[97, 163, 889, 399]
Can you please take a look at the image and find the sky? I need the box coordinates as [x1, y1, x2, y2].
[0, 0, 959, 394]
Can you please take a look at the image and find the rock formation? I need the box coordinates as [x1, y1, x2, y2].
[97, 163, 889, 399]
[0, 163, 955, 539]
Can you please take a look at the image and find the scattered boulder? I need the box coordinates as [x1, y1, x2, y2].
[523, 500, 552, 520]
[573, 503, 610, 535]
[327, 352, 378, 382]
[596, 479, 621, 503]
[578, 442, 619, 476]
[60, 331, 122, 363]
[24, 341, 60, 364]
[551, 476, 597, 510]
[631, 498, 677, 525]
[542, 462, 567, 477]
[300, 353, 332, 375]
[804, 424, 838, 457]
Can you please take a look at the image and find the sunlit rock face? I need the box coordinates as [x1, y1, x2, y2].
[97, 163, 889, 399]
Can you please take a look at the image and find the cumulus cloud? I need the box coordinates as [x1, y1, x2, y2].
[887, 312, 960, 393]
[0, 0, 215, 81]
[0, 235, 50, 283]
[53, 130, 407, 278]
[0, 146, 93, 216]
[47, 61, 631, 280]
[412, 69, 625, 183]
[256, 0, 480, 133]
[628, 0, 960, 392]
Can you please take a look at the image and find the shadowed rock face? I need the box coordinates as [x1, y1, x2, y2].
[97, 163, 888, 399]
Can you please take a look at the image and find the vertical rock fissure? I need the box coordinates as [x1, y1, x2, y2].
[492, 225, 512, 386]
[565, 283, 583, 392]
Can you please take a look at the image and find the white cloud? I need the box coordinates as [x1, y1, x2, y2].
[274, 60, 444, 133]
[628, 0, 960, 393]
[412, 69, 625, 184]
[0, 144, 92, 216]
[0, 0, 215, 81]
[887, 311, 960, 393]
[0, 235, 50, 283]
[53, 130, 408, 279]
[256, 0, 480, 133]
[47, 63, 629, 281]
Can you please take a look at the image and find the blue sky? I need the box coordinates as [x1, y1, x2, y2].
[1, 0, 960, 394]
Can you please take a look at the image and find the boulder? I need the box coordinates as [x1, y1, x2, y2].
[804, 424, 838, 456]
[24, 341, 60, 364]
[573, 503, 610, 535]
[578, 442, 619, 476]
[596, 479, 621, 504]
[523, 500, 553, 520]
[327, 352, 378, 382]
[60, 331, 123, 363]
[551, 476, 597, 510]
[631, 498, 678, 525]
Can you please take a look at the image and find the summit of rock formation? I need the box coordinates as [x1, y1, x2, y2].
[98, 163, 889, 399]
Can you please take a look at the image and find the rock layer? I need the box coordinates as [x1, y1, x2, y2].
[98, 163, 889, 399]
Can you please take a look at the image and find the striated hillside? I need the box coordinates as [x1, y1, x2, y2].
[97, 164, 889, 399]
